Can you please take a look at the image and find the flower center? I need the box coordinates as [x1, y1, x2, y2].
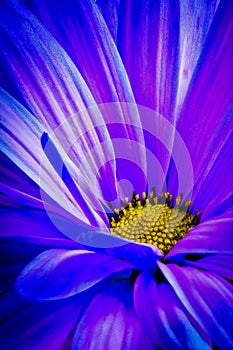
[108, 189, 201, 254]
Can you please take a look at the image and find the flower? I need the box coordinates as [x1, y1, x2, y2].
[0, 0, 233, 349]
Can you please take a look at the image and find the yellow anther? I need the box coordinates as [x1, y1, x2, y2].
[175, 196, 182, 206]
[108, 190, 201, 254]
[185, 200, 192, 208]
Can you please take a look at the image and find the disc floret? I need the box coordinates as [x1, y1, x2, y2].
[108, 190, 201, 254]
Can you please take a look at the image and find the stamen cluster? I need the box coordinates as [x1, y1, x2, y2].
[109, 190, 201, 254]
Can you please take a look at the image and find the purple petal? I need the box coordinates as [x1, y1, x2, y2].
[0, 88, 111, 231]
[25, 0, 136, 105]
[0, 2, 126, 224]
[96, 0, 120, 42]
[106, 240, 162, 271]
[89, 103, 147, 202]
[0, 89, 91, 223]
[167, 214, 233, 258]
[159, 262, 233, 348]
[72, 280, 154, 350]
[192, 131, 233, 220]
[0, 151, 40, 198]
[184, 255, 233, 280]
[113, 0, 179, 116]
[0, 182, 83, 229]
[16, 249, 133, 300]
[0, 180, 76, 224]
[177, 1, 233, 210]
[21, 2, 149, 199]
[0, 290, 88, 350]
[0, 1, 96, 123]
[134, 270, 211, 349]
[1, 204, 99, 250]
[100, 1, 218, 113]
[175, 0, 219, 112]
[1, 208, 69, 239]
[0, 236, 79, 293]
[41, 132, 108, 227]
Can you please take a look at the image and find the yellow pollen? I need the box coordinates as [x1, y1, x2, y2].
[108, 191, 201, 254]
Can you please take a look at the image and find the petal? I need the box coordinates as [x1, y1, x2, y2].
[0, 89, 92, 224]
[96, 0, 120, 42]
[167, 214, 233, 258]
[0, 0, 148, 220]
[0, 290, 89, 350]
[0, 236, 78, 294]
[159, 262, 233, 348]
[0, 1, 127, 224]
[175, 0, 219, 112]
[0, 150, 40, 198]
[41, 132, 109, 228]
[1, 208, 67, 239]
[16, 249, 133, 300]
[177, 0, 233, 207]
[72, 280, 154, 350]
[0, 181, 78, 225]
[134, 270, 211, 349]
[192, 131, 233, 219]
[0, 0, 96, 124]
[0, 239, 90, 349]
[114, 0, 180, 116]
[109, 1, 216, 120]
[100, 0, 218, 113]
[106, 240, 162, 271]
[0, 88, 111, 231]
[184, 255, 233, 280]
[0, 182, 45, 210]
[91, 103, 147, 201]
[25, 0, 136, 104]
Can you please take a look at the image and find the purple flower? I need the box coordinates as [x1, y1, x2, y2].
[1, 0, 233, 349]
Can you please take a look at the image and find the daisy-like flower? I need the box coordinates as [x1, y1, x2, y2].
[1, 0, 233, 349]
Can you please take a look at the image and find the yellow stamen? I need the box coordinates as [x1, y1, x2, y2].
[108, 190, 201, 254]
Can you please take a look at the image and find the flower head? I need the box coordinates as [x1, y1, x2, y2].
[1, 0, 233, 349]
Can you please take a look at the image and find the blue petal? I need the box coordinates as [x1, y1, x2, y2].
[192, 131, 233, 220]
[72, 280, 155, 350]
[1, 208, 69, 240]
[111, 0, 180, 116]
[100, 0, 218, 113]
[0, 150, 39, 196]
[41, 132, 104, 227]
[13, 1, 158, 203]
[0, 235, 78, 300]
[0, 0, 97, 122]
[96, 0, 120, 42]
[16, 249, 133, 300]
[24, 0, 137, 105]
[0, 289, 89, 350]
[134, 270, 211, 349]
[159, 262, 233, 348]
[167, 213, 233, 258]
[0, 2, 123, 217]
[183, 255, 233, 280]
[176, 0, 233, 209]
[0, 88, 110, 230]
[105, 240, 162, 271]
